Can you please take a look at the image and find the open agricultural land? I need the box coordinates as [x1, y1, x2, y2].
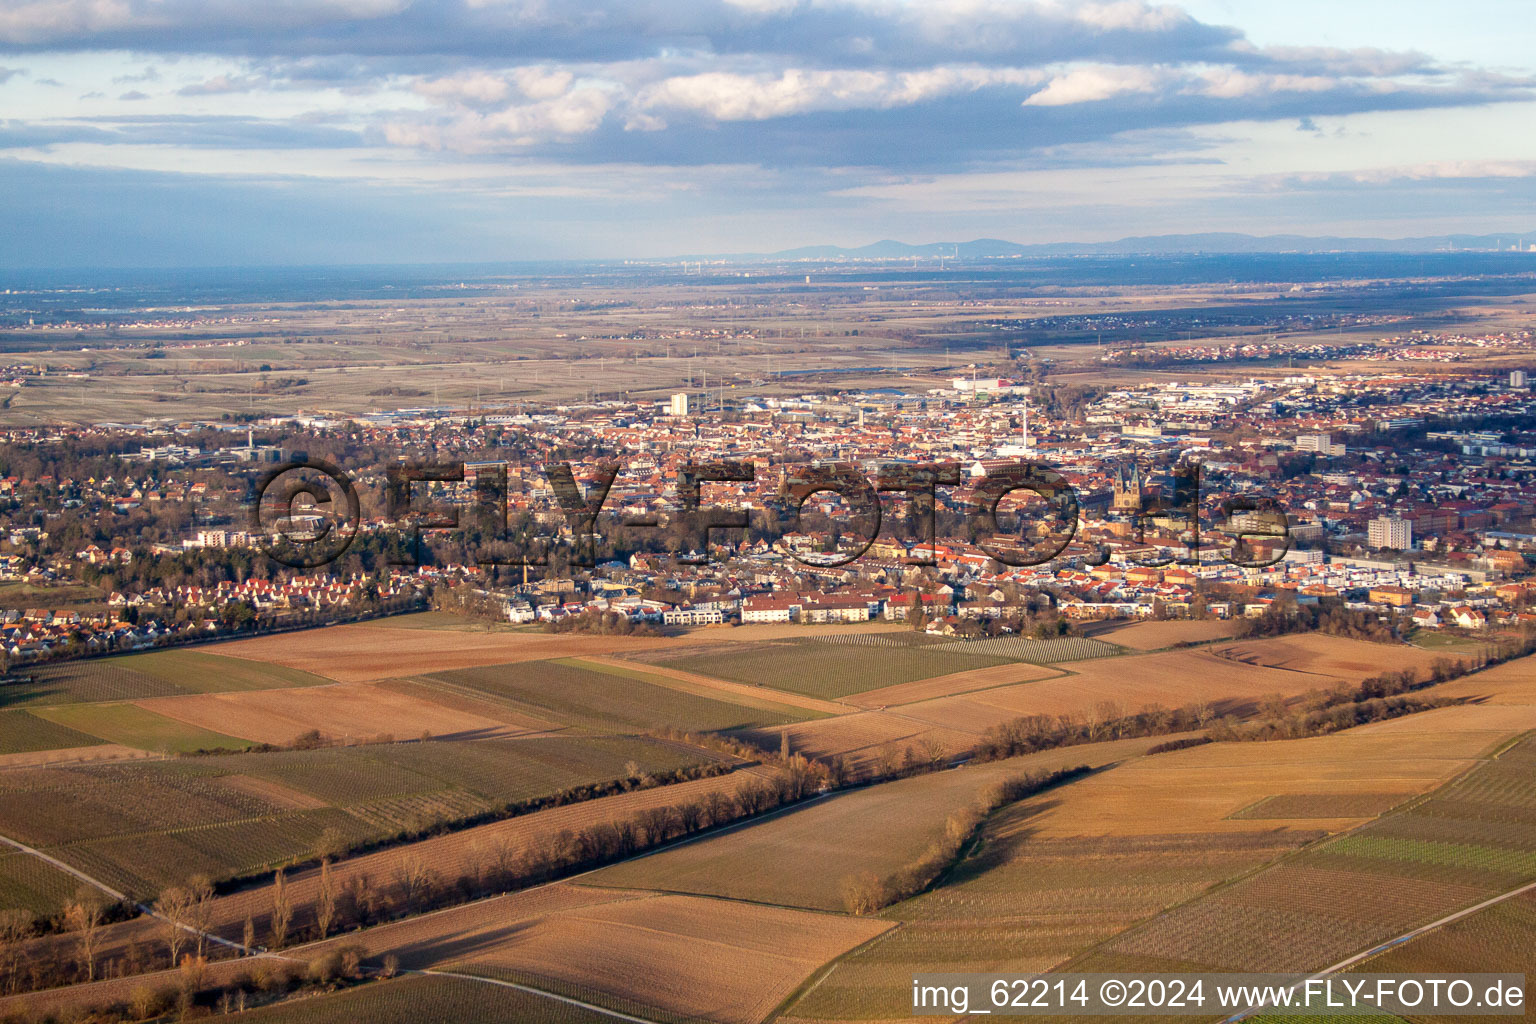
[0, 612, 1533, 1024]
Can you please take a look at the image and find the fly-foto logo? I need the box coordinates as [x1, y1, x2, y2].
[251, 458, 1290, 570]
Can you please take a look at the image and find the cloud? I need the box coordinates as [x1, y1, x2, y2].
[2, 0, 1535, 264]
[1022, 65, 1171, 105]
[636, 67, 1045, 121]
[0, 0, 1239, 66]
[0, 65, 23, 84]
[178, 73, 268, 95]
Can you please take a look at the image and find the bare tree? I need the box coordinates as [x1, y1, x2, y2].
[315, 859, 337, 939]
[63, 890, 105, 982]
[489, 837, 520, 890]
[188, 875, 214, 960]
[242, 915, 256, 955]
[838, 872, 887, 916]
[1193, 700, 1215, 729]
[270, 869, 292, 949]
[393, 857, 435, 911]
[0, 908, 35, 994]
[700, 789, 734, 827]
[155, 885, 192, 967]
[345, 873, 380, 926]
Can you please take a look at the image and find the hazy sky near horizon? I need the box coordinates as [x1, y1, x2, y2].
[1, 0, 1534, 265]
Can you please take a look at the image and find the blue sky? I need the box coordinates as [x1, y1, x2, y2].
[1, 0, 1533, 266]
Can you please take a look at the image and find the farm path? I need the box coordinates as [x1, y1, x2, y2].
[0, 828, 258, 956]
[0, 829, 130, 903]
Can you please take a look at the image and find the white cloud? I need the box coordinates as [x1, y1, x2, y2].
[415, 70, 512, 105]
[1022, 65, 1171, 106]
[638, 66, 1044, 121]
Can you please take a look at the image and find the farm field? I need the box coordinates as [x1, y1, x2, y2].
[134, 681, 551, 747]
[0, 650, 331, 709]
[998, 708, 1512, 840]
[0, 850, 89, 917]
[424, 659, 807, 733]
[784, 829, 1311, 1022]
[14, 766, 780, 971]
[0, 741, 145, 769]
[687, 621, 915, 643]
[1079, 734, 1536, 976]
[1093, 618, 1244, 650]
[927, 635, 1123, 662]
[1342, 889, 1536, 1022]
[899, 646, 1359, 728]
[588, 736, 1171, 911]
[841, 661, 1061, 709]
[653, 641, 1016, 701]
[446, 893, 893, 1024]
[784, 668, 1536, 1023]
[1419, 656, 1536, 705]
[578, 656, 844, 715]
[214, 623, 677, 683]
[222, 975, 616, 1024]
[0, 734, 709, 903]
[0, 709, 105, 755]
[737, 709, 982, 774]
[1211, 634, 1463, 685]
[32, 702, 254, 753]
[757, 645, 1334, 769]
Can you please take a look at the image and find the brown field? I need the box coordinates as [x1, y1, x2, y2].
[1420, 654, 1536, 705]
[1000, 706, 1520, 840]
[589, 736, 1175, 911]
[134, 682, 552, 746]
[214, 774, 331, 810]
[1094, 619, 1243, 650]
[748, 711, 981, 773]
[0, 884, 641, 1022]
[1212, 633, 1460, 684]
[213, 624, 679, 683]
[1, 880, 889, 1024]
[843, 661, 1061, 709]
[891, 647, 1333, 735]
[445, 892, 892, 1024]
[0, 743, 151, 769]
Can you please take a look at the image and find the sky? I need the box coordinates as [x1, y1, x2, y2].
[1, 0, 1534, 266]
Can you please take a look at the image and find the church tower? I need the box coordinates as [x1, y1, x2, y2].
[1112, 464, 1144, 512]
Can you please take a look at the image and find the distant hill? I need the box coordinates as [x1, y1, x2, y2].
[688, 231, 1536, 261]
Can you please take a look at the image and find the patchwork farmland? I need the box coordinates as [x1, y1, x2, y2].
[0, 613, 1531, 1024]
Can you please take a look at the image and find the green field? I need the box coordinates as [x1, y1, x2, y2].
[0, 735, 709, 898]
[226, 974, 613, 1024]
[0, 708, 105, 755]
[564, 658, 830, 720]
[0, 650, 331, 709]
[425, 660, 804, 732]
[0, 850, 88, 916]
[928, 635, 1124, 663]
[33, 703, 253, 754]
[654, 642, 1014, 700]
[116, 649, 334, 692]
